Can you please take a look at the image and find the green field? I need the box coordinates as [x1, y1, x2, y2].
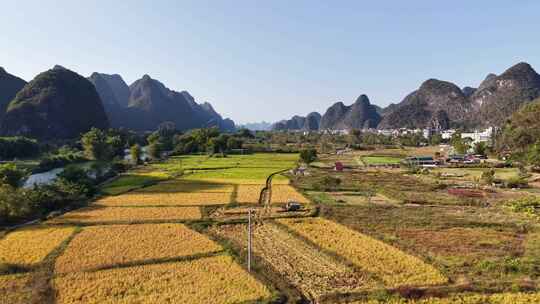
[360, 155, 403, 165]
[101, 153, 298, 194]
[432, 167, 520, 180]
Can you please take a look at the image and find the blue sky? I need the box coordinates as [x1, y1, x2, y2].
[2, 1, 539, 123]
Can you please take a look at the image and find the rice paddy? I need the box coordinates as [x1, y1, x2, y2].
[54, 255, 272, 304]
[55, 224, 222, 273]
[3, 151, 535, 303]
[0, 226, 74, 266]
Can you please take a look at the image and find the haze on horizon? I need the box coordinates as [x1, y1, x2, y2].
[2, 0, 540, 124]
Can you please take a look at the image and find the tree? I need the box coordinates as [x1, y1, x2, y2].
[148, 142, 162, 159]
[237, 128, 254, 138]
[0, 164, 27, 187]
[0, 137, 40, 160]
[130, 144, 142, 165]
[473, 142, 488, 156]
[227, 137, 243, 150]
[430, 134, 443, 146]
[450, 132, 470, 154]
[528, 140, 540, 168]
[207, 134, 229, 154]
[349, 129, 362, 145]
[300, 148, 317, 164]
[81, 128, 112, 161]
[481, 169, 495, 185]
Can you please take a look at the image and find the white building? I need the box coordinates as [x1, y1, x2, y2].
[461, 127, 493, 145]
[441, 129, 457, 140]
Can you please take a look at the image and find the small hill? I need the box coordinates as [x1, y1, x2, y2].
[378, 79, 471, 129]
[498, 97, 540, 153]
[0, 66, 109, 139]
[271, 112, 321, 131]
[471, 62, 540, 127]
[125, 75, 234, 131]
[0, 67, 26, 123]
[320, 95, 380, 130]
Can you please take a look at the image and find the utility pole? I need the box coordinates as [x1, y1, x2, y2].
[247, 209, 252, 272]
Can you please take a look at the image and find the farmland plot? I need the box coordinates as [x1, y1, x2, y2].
[213, 223, 376, 301]
[0, 274, 32, 304]
[235, 184, 310, 204]
[352, 292, 540, 303]
[139, 179, 234, 193]
[50, 206, 201, 224]
[95, 191, 231, 206]
[0, 226, 74, 266]
[55, 224, 222, 273]
[278, 218, 447, 288]
[54, 255, 271, 304]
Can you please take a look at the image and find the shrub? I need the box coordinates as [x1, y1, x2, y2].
[0, 137, 40, 160]
[314, 176, 341, 191]
[481, 169, 495, 185]
[0, 164, 27, 187]
[299, 148, 317, 164]
[505, 177, 528, 189]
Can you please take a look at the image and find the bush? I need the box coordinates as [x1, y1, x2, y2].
[0, 137, 40, 160]
[0, 164, 27, 187]
[299, 148, 317, 164]
[481, 169, 495, 185]
[314, 176, 341, 191]
[0, 184, 32, 224]
[504, 196, 540, 219]
[56, 165, 96, 197]
[505, 177, 529, 189]
[36, 148, 86, 173]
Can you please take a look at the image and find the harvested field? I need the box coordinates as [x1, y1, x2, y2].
[55, 224, 222, 273]
[0, 274, 32, 304]
[396, 227, 523, 259]
[278, 218, 447, 288]
[50, 206, 201, 224]
[213, 223, 376, 301]
[352, 292, 540, 303]
[54, 255, 271, 304]
[0, 226, 74, 266]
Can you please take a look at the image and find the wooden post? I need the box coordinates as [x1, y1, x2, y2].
[247, 209, 252, 272]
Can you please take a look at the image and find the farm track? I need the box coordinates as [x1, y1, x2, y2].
[214, 222, 375, 302]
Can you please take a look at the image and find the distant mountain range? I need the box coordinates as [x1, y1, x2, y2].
[272, 62, 540, 131]
[0, 66, 235, 140]
[238, 121, 272, 131]
[2, 61, 539, 139]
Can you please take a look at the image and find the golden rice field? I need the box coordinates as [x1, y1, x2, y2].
[51, 206, 201, 224]
[54, 255, 272, 304]
[278, 218, 447, 288]
[0, 226, 74, 266]
[55, 224, 222, 274]
[235, 184, 310, 204]
[95, 192, 231, 206]
[213, 223, 375, 301]
[354, 292, 540, 303]
[139, 179, 234, 193]
[0, 274, 31, 304]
